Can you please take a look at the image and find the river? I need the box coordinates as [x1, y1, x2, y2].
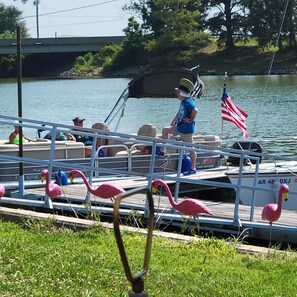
[0, 75, 296, 157]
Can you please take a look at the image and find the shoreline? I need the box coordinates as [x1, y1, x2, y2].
[58, 66, 297, 79]
[1, 66, 297, 80]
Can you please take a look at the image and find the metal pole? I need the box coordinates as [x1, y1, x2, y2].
[34, 0, 40, 38]
[16, 25, 25, 198]
[221, 72, 228, 140]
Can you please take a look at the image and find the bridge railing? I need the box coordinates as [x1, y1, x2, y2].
[0, 36, 125, 55]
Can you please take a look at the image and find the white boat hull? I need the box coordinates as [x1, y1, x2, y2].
[227, 162, 297, 210]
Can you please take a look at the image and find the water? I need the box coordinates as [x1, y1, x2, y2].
[1, 75, 296, 157]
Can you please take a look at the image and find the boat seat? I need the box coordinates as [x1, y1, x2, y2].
[92, 122, 132, 157]
[112, 124, 157, 156]
[157, 134, 221, 147]
[137, 124, 157, 138]
[92, 122, 110, 155]
[134, 123, 157, 151]
[155, 134, 222, 154]
[115, 149, 143, 156]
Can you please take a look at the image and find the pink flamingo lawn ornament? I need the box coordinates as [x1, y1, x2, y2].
[40, 169, 62, 201]
[262, 183, 289, 226]
[69, 169, 125, 201]
[151, 179, 213, 217]
[0, 184, 5, 199]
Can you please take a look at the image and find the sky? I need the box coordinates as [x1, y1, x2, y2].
[5, 0, 131, 38]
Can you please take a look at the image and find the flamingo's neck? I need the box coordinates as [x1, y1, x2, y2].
[276, 189, 284, 216]
[45, 171, 51, 192]
[73, 170, 93, 192]
[162, 182, 177, 208]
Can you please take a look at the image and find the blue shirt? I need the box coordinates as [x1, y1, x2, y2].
[176, 97, 196, 134]
[176, 97, 196, 126]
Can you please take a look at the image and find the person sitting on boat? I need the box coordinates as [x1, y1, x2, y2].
[42, 128, 76, 141]
[9, 123, 36, 144]
[161, 78, 198, 176]
[72, 117, 93, 146]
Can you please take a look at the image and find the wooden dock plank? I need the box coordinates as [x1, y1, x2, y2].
[25, 181, 297, 229]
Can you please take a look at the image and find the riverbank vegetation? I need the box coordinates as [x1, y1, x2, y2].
[71, 40, 297, 77]
[70, 0, 297, 76]
[0, 219, 296, 296]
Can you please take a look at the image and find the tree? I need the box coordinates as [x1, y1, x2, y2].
[243, 0, 296, 49]
[286, 0, 297, 49]
[119, 17, 148, 67]
[0, 2, 28, 37]
[123, 0, 210, 67]
[0, 3, 29, 78]
[202, 0, 246, 50]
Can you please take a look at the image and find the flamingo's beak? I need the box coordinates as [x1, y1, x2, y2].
[284, 192, 289, 201]
[151, 186, 157, 194]
[41, 175, 45, 183]
[69, 176, 74, 183]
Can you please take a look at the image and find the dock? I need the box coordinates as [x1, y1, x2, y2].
[0, 115, 296, 247]
[24, 180, 296, 226]
[3, 175, 297, 246]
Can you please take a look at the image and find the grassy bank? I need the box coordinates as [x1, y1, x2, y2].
[69, 43, 297, 78]
[0, 219, 296, 296]
[189, 45, 297, 76]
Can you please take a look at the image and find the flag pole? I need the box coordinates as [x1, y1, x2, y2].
[221, 72, 227, 140]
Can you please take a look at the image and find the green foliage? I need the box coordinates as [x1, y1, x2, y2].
[107, 17, 149, 69]
[203, 0, 246, 49]
[1, 220, 296, 296]
[84, 203, 101, 221]
[96, 44, 123, 70]
[0, 55, 17, 77]
[22, 217, 59, 232]
[0, 30, 16, 38]
[0, 2, 29, 77]
[120, 0, 211, 68]
[73, 52, 97, 73]
[72, 44, 123, 74]
[0, 2, 28, 37]
[243, 0, 296, 49]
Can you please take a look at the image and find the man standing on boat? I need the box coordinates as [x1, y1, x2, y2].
[161, 78, 198, 175]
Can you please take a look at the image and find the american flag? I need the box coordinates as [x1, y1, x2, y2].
[221, 84, 248, 137]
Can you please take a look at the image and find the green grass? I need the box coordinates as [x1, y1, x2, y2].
[0, 219, 296, 296]
[189, 46, 297, 76]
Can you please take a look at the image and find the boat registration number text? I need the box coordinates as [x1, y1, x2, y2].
[257, 178, 295, 185]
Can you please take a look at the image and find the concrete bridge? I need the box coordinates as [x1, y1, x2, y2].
[0, 36, 125, 55]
